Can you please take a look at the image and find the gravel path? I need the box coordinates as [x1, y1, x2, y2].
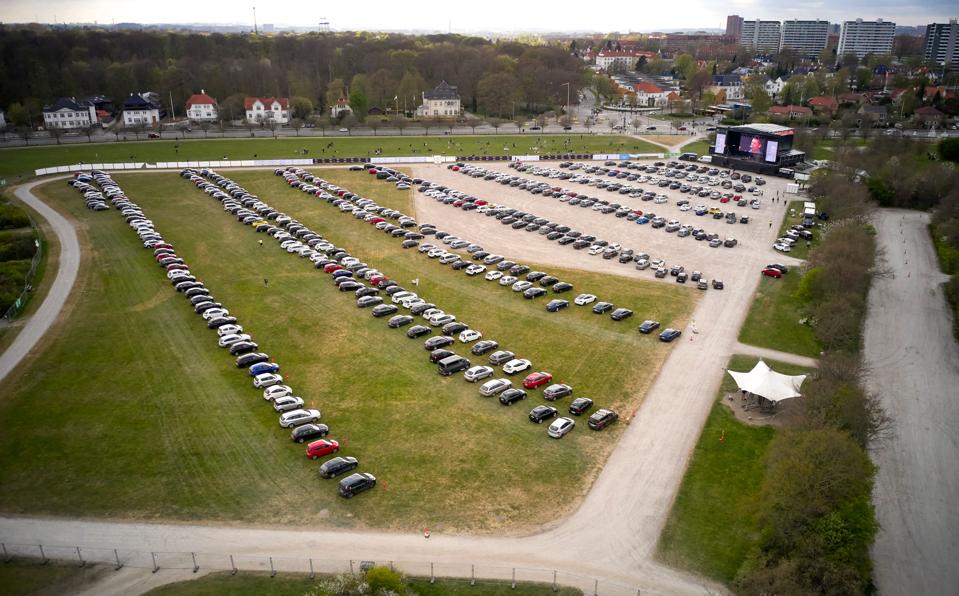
[0, 179, 80, 383]
[731, 341, 819, 368]
[866, 209, 959, 595]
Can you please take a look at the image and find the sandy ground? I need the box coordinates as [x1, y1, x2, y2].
[865, 209, 959, 595]
[1, 159, 802, 595]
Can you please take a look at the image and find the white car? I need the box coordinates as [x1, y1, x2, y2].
[502, 358, 532, 375]
[651, 258, 666, 269]
[218, 333, 251, 348]
[465, 265, 486, 276]
[263, 385, 293, 401]
[391, 291, 417, 304]
[273, 395, 305, 412]
[679, 203, 691, 212]
[773, 243, 792, 253]
[464, 365, 495, 382]
[485, 270, 503, 281]
[574, 293, 597, 306]
[512, 280, 533, 292]
[253, 373, 284, 388]
[201, 308, 229, 321]
[401, 297, 425, 309]
[217, 324, 243, 337]
[499, 275, 518, 287]
[459, 329, 482, 343]
[547, 417, 576, 439]
[479, 378, 512, 396]
[279, 408, 321, 428]
[430, 313, 456, 327]
[167, 269, 190, 280]
[588, 245, 605, 255]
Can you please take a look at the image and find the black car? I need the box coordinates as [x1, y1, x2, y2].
[529, 405, 559, 423]
[499, 388, 527, 406]
[229, 340, 258, 356]
[235, 352, 269, 368]
[442, 322, 469, 335]
[543, 384, 573, 401]
[552, 282, 573, 293]
[766, 263, 788, 275]
[338, 280, 363, 292]
[429, 348, 456, 363]
[712, 280, 724, 290]
[185, 287, 210, 299]
[388, 315, 414, 328]
[339, 472, 376, 498]
[588, 408, 619, 430]
[638, 320, 661, 334]
[527, 271, 546, 282]
[471, 340, 498, 355]
[175, 281, 203, 292]
[207, 316, 238, 329]
[546, 299, 569, 312]
[406, 325, 432, 338]
[355, 287, 380, 298]
[291, 423, 330, 443]
[539, 276, 559, 287]
[659, 328, 682, 342]
[424, 335, 454, 350]
[610, 308, 633, 321]
[356, 296, 383, 308]
[592, 302, 614, 314]
[510, 265, 530, 276]
[524, 287, 548, 299]
[194, 301, 222, 314]
[569, 397, 594, 416]
[319, 456, 358, 479]
[371, 304, 399, 317]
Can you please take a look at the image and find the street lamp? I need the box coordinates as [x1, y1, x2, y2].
[561, 82, 571, 128]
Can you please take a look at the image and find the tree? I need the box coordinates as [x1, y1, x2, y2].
[365, 566, 404, 595]
[746, 81, 772, 114]
[477, 72, 521, 118]
[81, 124, 97, 143]
[6, 102, 30, 128]
[940, 137, 959, 162]
[686, 69, 711, 100]
[390, 115, 407, 136]
[369, 119, 380, 136]
[219, 94, 245, 126]
[198, 121, 211, 138]
[325, 79, 346, 111]
[48, 127, 65, 145]
[16, 126, 32, 146]
[488, 117, 502, 133]
[349, 88, 368, 121]
[289, 118, 304, 136]
[289, 96, 314, 120]
[396, 71, 426, 114]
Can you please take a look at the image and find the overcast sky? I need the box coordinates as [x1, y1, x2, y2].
[4, 0, 956, 31]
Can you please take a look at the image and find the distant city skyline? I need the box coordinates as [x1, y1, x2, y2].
[2, 0, 956, 32]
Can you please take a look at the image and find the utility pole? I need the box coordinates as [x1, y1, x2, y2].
[561, 82, 571, 127]
[253, 6, 258, 35]
[169, 91, 176, 123]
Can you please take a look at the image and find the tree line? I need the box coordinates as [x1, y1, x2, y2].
[0, 27, 586, 125]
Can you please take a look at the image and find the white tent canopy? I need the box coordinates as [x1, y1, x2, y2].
[727, 360, 807, 403]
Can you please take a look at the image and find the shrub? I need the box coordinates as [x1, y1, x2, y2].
[0, 203, 30, 230]
[939, 137, 959, 162]
[366, 566, 405, 594]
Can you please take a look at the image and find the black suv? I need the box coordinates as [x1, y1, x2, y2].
[588, 409, 619, 430]
[529, 405, 559, 423]
[339, 472, 377, 498]
[320, 456, 358, 479]
[291, 423, 330, 443]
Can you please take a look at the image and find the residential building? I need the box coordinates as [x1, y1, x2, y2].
[780, 20, 830, 57]
[765, 76, 790, 98]
[914, 105, 945, 127]
[42, 97, 97, 129]
[244, 97, 290, 124]
[768, 105, 812, 120]
[416, 81, 461, 118]
[121, 94, 161, 127]
[595, 49, 657, 71]
[741, 20, 783, 53]
[838, 19, 896, 59]
[631, 82, 669, 107]
[0, 109, 5, 129]
[330, 97, 352, 119]
[858, 104, 889, 126]
[709, 74, 744, 100]
[185, 90, 218, 122]
[808, 95, 838, 114]
[923, 20, 959, 66]
[726, 15, 743, 39]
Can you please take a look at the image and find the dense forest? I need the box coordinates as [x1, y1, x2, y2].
[0, 27, 586, 121]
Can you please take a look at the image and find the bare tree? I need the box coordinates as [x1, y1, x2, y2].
[82, 125, 97, 143]
[267, 119, 280, 139]
[369, 119, 380, 136]
[488, 117, 502, 133]
[48, 126, 65, 145]
[390, 115, 407, 136]
[245, 120, 258, 137]
[199, 121, 211, 138]
[16, 126, 32, 146]
[290, 118, 304, 136]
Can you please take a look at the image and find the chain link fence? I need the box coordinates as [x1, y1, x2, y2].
[1, 215, 43, 321]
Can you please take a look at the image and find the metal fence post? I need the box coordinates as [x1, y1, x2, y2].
[2, 544, 10, 562]
[151, 552, 158, 573]
[430, 562, 435, 584]
[269, 556, 276, 577]
[594, 578, 598, 595]
[191, 552, 199, 573]
[38, 545, 48, 565]
[552, 570, 557, 592]
[230, 555, 237, 575]
[471, 564, 475, 586]
[349, 559, 354, 576]
[309, 558, 315, 579]
[390, 560, 394, 572]
[113, 548, 123, 570]
[76, 546, 85, 568]
[512, 567, 516, 589]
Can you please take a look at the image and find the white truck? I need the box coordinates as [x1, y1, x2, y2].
[802, 201, 816, 227]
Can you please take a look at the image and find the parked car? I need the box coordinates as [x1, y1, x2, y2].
[488, 350, 515, 365]
[248, 362, 280, 376]
[319, 456, 358, 479]
[569, 397, 594, 416]
[546, 299, 569, 312]
[339, 472, 376, 498]
[263, 384, 293, 401]
[406, 325, 432, 338]
[273, 395, 305, 412]
[306, 439, 340, 459]
[371, 304, 399, 317]
[523, 372, 553, 389]
[574, 293, 597, 306]
[479, 378, 512, 396]
[588, 408, 619, 430]
[498, 388, 528, 406]
[543, 383, 573, 401]
[279, 408, 321, 428]
[547, 416, 576, 438]
[503, 358, 532, 374]
[659, 328, 682, 342]
[471, 340, 499, 355]
[464, 365, 495, 382]
[291, 423, 330, 443]
[610, 308, 633, 321]
[235, 352, 269, 368]
[388, 315, 415, 328]
[424, 335, 455, 350]
[761, 267, 782, 278]
[638, 320, 660, 334]
[459, 329, 482, 343]
[529, 405, 559, 424]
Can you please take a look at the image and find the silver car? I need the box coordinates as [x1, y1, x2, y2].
[479, 378, 512, 396]
[279, 408, 321, 428]
[273, 395, 305, 412]
[464, 365, 495, 382]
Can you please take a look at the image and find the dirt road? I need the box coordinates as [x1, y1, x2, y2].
[866, 209, 959, 595]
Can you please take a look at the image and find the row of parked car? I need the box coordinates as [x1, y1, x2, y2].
[275, 166, 620, 438]
[165, 168, 378, 498]
[773, 224, 815, 253]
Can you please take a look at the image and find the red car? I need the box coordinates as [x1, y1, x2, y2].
[475, 200, 488, 206]
[370, 275, 388, 285]
[324, 263, 343, 273]
[306, 439, 340, 459]
[523, 372, 553, 389]
[369, 217, 384, 225]
[451, 166, 460, 171]
[368, 168, 378, 174]
[719, 196, 730, 203]
[761, 267, 782, 278]
[165, 263, 189, 271]
[154, 243, 173, 250]
[155, 253, 176, 262]
[453, 200, 465, 207]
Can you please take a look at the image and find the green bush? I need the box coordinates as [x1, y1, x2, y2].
[0, 203, 30, 230]
[0, 259, 32, 312]
[366, 566, 404, 594]
[946, 274, 959, 341]
[939, 137, 959, 162]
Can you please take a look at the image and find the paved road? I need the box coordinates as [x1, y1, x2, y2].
[0, 179, 80, 383]
[866, 209, 959, 595]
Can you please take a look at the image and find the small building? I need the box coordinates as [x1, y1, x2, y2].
[768, 105, 812, 120]
[764, 76, 789, 98]
[632, 82, 669, 107]
[416, 81, 461, 118]
[914, 106, 945, 128]
[858, 104, 888, 126]
[330, 97, 352, 119]
[808, 95, 838, 114]
[121, 93, 161, 127]
[185, 90, 218, 122]
[245, 97, 290, 124]
[709, 74, 744, 100]
[43, 97, 97, 129]
[596, 49, 657, 71]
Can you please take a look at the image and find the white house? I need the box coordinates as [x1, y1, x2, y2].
[416, 81, 461, 118]
[245, 97, 290, 124]
[185, 90, 218, 122]
[595, 50, 657, 71]
[43, 97, 97, 129]
[121, 93, 161, 127]
[708, 75, 744, 100]
[330, 97, 352, 119]
[631, 82, 670, 107]
[764, 76, 790, 98]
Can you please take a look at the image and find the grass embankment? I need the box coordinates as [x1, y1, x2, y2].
[0, 201, 41, 315]
[0, 135, 657, 181]
[657, 354, 813, 583]
[0, 559, 108, 596]
[930, 223, 959, 340]
[738, 268, 821, 359]
[0, 170, 694, 532]
[679, 139, 710, 156]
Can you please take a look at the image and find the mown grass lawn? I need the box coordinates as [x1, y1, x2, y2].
[0, 169, 695, 532]
[0, 135, 656, 181]
[738, 266, 820, 359]
[143, 571, 582, 596]
[657, 354, 813, 583]
[679, 139, 710, 156]
[0, 559, 108, 596]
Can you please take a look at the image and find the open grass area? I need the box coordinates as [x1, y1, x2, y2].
[0, 169, 695, 532]
[738, 266, 820, 359]
[657, 354, 813, 583]
[679, 139, 710, 156]
[777, 200, 817, 261]
[144, 571, 582, 596]
[0, 559, 108, 596]
[0, 135, 656, 182]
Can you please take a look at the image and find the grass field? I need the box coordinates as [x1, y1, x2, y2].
[0, 559, 109, 596]
[657, 354, 813, 583]
[679, 140, 710, 156]
[776, 200, 818, 261]
[0, 135, 656, 181]
[0, 169, 695, 532]
[144, 571, 582, 595]
[738, 266, 820, 359]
